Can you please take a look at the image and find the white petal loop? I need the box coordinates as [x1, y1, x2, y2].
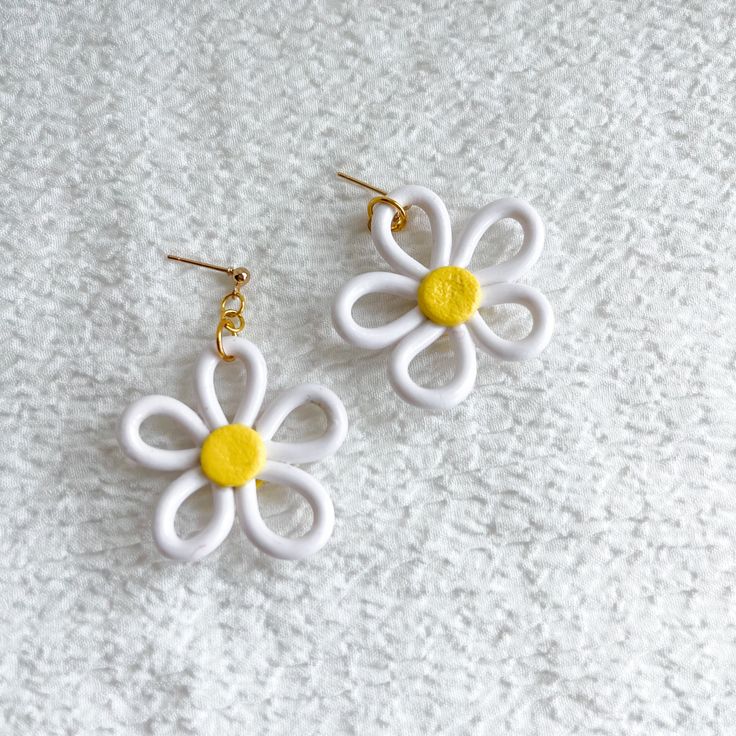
[468, 283, 555, 361]
[372, 184, 453, 278]
[388, 322, 477, 410]
[256, 384, 348, 464]
[195, 337, 267, 430]
[118, 394, 208, 471]
[153, 468, 236, 562]
[332, 271, 424, 350]
[452, 197, 545, 284]
[235, 462, 335, 560]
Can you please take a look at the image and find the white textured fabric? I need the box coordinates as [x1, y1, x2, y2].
[1, 1, 735, 734]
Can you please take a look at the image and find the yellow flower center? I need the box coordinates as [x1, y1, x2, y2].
[200, 424, 266, 487]
[417, 266, 481, 327]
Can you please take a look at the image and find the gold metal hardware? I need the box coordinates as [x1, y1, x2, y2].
[167, 254, 250, 362]
[336, 172, 409, 232]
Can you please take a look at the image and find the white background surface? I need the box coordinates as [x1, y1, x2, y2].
[1, 1, 735, 734]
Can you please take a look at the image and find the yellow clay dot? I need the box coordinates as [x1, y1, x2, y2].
[200, 424, 266, 487]
[417, 266, 481, 327]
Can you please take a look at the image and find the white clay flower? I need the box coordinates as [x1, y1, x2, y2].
[332, 185, 554, 410]
[118, 337, 347, 562]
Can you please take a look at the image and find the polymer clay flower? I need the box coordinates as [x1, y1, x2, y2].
[332, 185, 554, 410]
[118, 337, 347, 562]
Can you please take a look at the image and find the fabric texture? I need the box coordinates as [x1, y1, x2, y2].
[1, 1, 735, 734]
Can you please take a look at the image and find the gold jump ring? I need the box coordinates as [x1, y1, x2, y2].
[367, 196, 408, 233]
[216, 319, 236, 361]
[222, 309, 245, 335]
[221, 291, 246, 314]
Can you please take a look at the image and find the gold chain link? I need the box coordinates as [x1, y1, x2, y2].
[216, 286, 247, 361]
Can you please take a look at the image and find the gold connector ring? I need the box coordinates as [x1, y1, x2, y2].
[221, 291, 246, 313]
[222, 309, 245, 335]
[216, 318, 236, 362]
[367, 196, 408, 233]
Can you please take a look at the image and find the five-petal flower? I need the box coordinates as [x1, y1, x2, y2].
[332, 185, 554, 410]
[118, 337, 348, 562]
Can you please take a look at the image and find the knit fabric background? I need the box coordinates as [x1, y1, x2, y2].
[1, 1, 735, 734]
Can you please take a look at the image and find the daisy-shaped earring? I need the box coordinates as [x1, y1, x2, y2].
[332, 173, 554, 410]
[118, 256, 348, 562]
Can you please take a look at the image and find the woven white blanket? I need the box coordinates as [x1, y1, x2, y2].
[1, 1, 734, 733]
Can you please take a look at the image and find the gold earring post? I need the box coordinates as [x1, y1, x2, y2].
[336, 171, 389, 197]
[167, 254, 251, 287]
[167, 254, 232, 274]
[336, 171, 410, 233]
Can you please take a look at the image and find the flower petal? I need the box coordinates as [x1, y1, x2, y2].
[388, 322, 477, 410]
[332, 271, 424, 350]
[467, 283, 554, 361]
[153, 467, 235, 562]
[451, 197, 545, 284]
[256, 384, 348, 464]
[372, 185, 452, 278]
[195, 337, 267, 430]
[235, 461, 334, 560]
[118, 395, 208, 472]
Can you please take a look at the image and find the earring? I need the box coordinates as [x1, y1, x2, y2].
[332, 173, 554, 410]
[118, 255, 348, 562]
